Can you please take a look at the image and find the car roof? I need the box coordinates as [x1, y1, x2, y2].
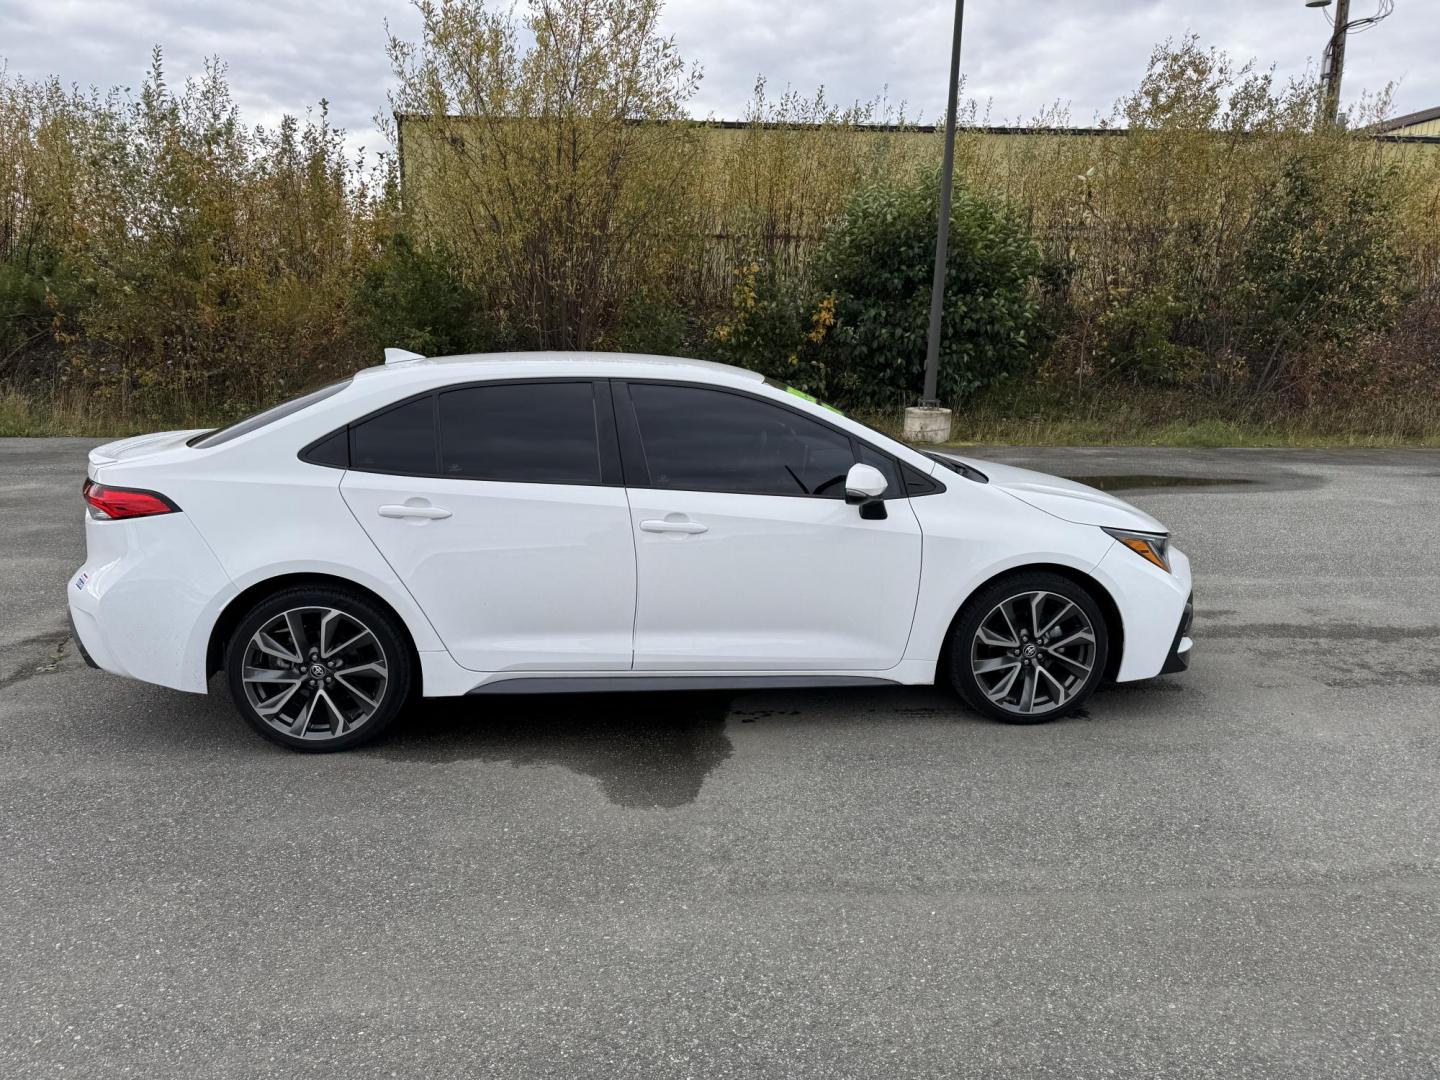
[355, 350, 766, 389]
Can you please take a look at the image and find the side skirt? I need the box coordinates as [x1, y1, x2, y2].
[466, 674, 902, 696]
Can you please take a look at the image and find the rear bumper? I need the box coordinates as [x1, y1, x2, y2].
[1160, 594, 1194, 674]
[66, 608, 99, 669]
[67, 511, 235, 693]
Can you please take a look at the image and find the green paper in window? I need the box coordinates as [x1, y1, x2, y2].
[782, 385, 845, 417]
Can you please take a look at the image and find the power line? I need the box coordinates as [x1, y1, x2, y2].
[1316, 0, 1395, 125]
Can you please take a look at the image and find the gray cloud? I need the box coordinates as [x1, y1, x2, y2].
[1, 0, 1434, 159]
[0, 0, 423, 155]
[663, 0, 1437, 126]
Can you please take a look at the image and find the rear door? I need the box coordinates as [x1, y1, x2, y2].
[340, 380, 636, 672]
[616, 381, 923, 671]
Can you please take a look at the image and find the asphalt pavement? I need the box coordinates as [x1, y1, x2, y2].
[2, 438, 1438, 1079]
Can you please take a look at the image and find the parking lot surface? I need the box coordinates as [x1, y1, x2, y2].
[2, 438, 1438, 1079]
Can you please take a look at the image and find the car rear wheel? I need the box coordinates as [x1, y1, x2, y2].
[225, 586, 413, 751]
[948, 572, 1109, 724]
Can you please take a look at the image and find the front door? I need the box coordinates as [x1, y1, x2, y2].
[341, 380, 636, 672]
[617, 381, 922, 671]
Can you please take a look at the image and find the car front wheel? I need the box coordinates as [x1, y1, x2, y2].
[949, 572, 1109, 724]
[225, 586, 413, 751]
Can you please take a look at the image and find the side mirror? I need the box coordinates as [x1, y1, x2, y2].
[845, 463, 889, 519]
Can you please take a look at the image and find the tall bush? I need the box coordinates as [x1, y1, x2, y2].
[694, 83, 929, 300]
[1007, 37, 1415, 398]
[386, 0, 702, 350]
[818, 173, 1046, 407]
[355, 233, 501, 357]
[1236, 152, 1403, 394]
[0, 53, 385, 419]
[713, 172, 1046, 409]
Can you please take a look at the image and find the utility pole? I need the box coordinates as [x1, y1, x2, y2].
[1310, 0, 1395, 126]
[1319, 0, 1351, 125]
[904, 0, 964, 445]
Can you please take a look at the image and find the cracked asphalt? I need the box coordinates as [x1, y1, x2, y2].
[2, 438, 1439, 1079]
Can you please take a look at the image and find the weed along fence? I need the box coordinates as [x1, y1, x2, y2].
[396, 113, 1440, 308]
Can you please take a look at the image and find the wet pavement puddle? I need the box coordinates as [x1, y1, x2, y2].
[373, 692, 735, 808]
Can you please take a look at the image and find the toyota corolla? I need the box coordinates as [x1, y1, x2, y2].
[68, 350, 1193, 751]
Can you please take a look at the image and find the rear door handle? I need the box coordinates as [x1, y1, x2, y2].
[640, 519, 708, 534]
[379, 503, 452, 520]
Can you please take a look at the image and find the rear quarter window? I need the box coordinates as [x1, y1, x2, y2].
[350, 396, 440, 474]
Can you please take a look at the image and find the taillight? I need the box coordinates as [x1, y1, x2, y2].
[82, 479, 180, 520]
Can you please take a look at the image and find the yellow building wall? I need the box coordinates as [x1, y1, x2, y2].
[1388, 117, 1440, 138]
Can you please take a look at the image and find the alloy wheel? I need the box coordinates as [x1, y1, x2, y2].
[240, 606, 389, 742]
[969, 590, 1097, 717]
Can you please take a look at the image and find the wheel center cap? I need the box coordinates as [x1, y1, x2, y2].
[309, 663, 328, 680]
[1022, 643, 1039, 658]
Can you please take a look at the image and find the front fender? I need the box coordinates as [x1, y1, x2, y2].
[904, 489, 1115, 666]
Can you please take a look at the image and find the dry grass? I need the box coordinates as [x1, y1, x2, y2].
[857, 385, 1440, 449]
[0, 387, 214, 438]
[6, 380, 1439, 448]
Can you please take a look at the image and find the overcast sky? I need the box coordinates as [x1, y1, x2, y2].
[2, 0, 1435, 157]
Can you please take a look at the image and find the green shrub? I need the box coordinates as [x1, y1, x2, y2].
[0, 252, 84, 378]
[1093, 287, 1202, 384]
[708, 260, 830, 393]
[1, 55, 385, 418]
[356, 233, 503, 357]
[710, 175, 1046, 409]
[814, 172, 1045, 409]
[1236, 153, 1404, 393]
[609, 293, 692, 357]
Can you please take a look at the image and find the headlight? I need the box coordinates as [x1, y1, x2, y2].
[1102, 527, 1171, 572]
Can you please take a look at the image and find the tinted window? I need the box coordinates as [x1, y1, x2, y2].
[302, 429, 349, 468]
[350, 397, 438, 474]
[439, 383, 601, 484]
[629, 384, 856, 496]
[191, 379, 351, 448]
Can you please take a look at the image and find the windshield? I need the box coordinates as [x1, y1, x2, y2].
[189, 379, 352, 449]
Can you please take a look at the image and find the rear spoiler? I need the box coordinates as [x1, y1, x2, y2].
[88, 430, 209, 474]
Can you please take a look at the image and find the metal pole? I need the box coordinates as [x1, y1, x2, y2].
[921, 0, 965, 406]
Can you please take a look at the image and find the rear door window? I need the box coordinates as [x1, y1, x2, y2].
[438, 382, 601, 485]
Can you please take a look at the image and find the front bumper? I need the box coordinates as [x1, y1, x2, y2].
[1092, 542, 1193, 681]
[1160, 593, 1194, 674]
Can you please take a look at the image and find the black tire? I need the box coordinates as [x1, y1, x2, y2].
[948, 571, 1109, 725]
[225, 585, 414, 752]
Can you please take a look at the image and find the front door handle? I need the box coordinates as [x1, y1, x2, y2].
[379, 502, 452, 520]
[640, 518, 708, 535]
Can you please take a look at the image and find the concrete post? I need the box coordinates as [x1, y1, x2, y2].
[903, 406, 954, 444]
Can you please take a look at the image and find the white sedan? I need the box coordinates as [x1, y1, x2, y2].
[68, 351, 1193, 751]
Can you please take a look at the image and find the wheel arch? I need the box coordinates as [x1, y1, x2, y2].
[206, 572, 423, 693]
[934, 562, 1125, 684]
